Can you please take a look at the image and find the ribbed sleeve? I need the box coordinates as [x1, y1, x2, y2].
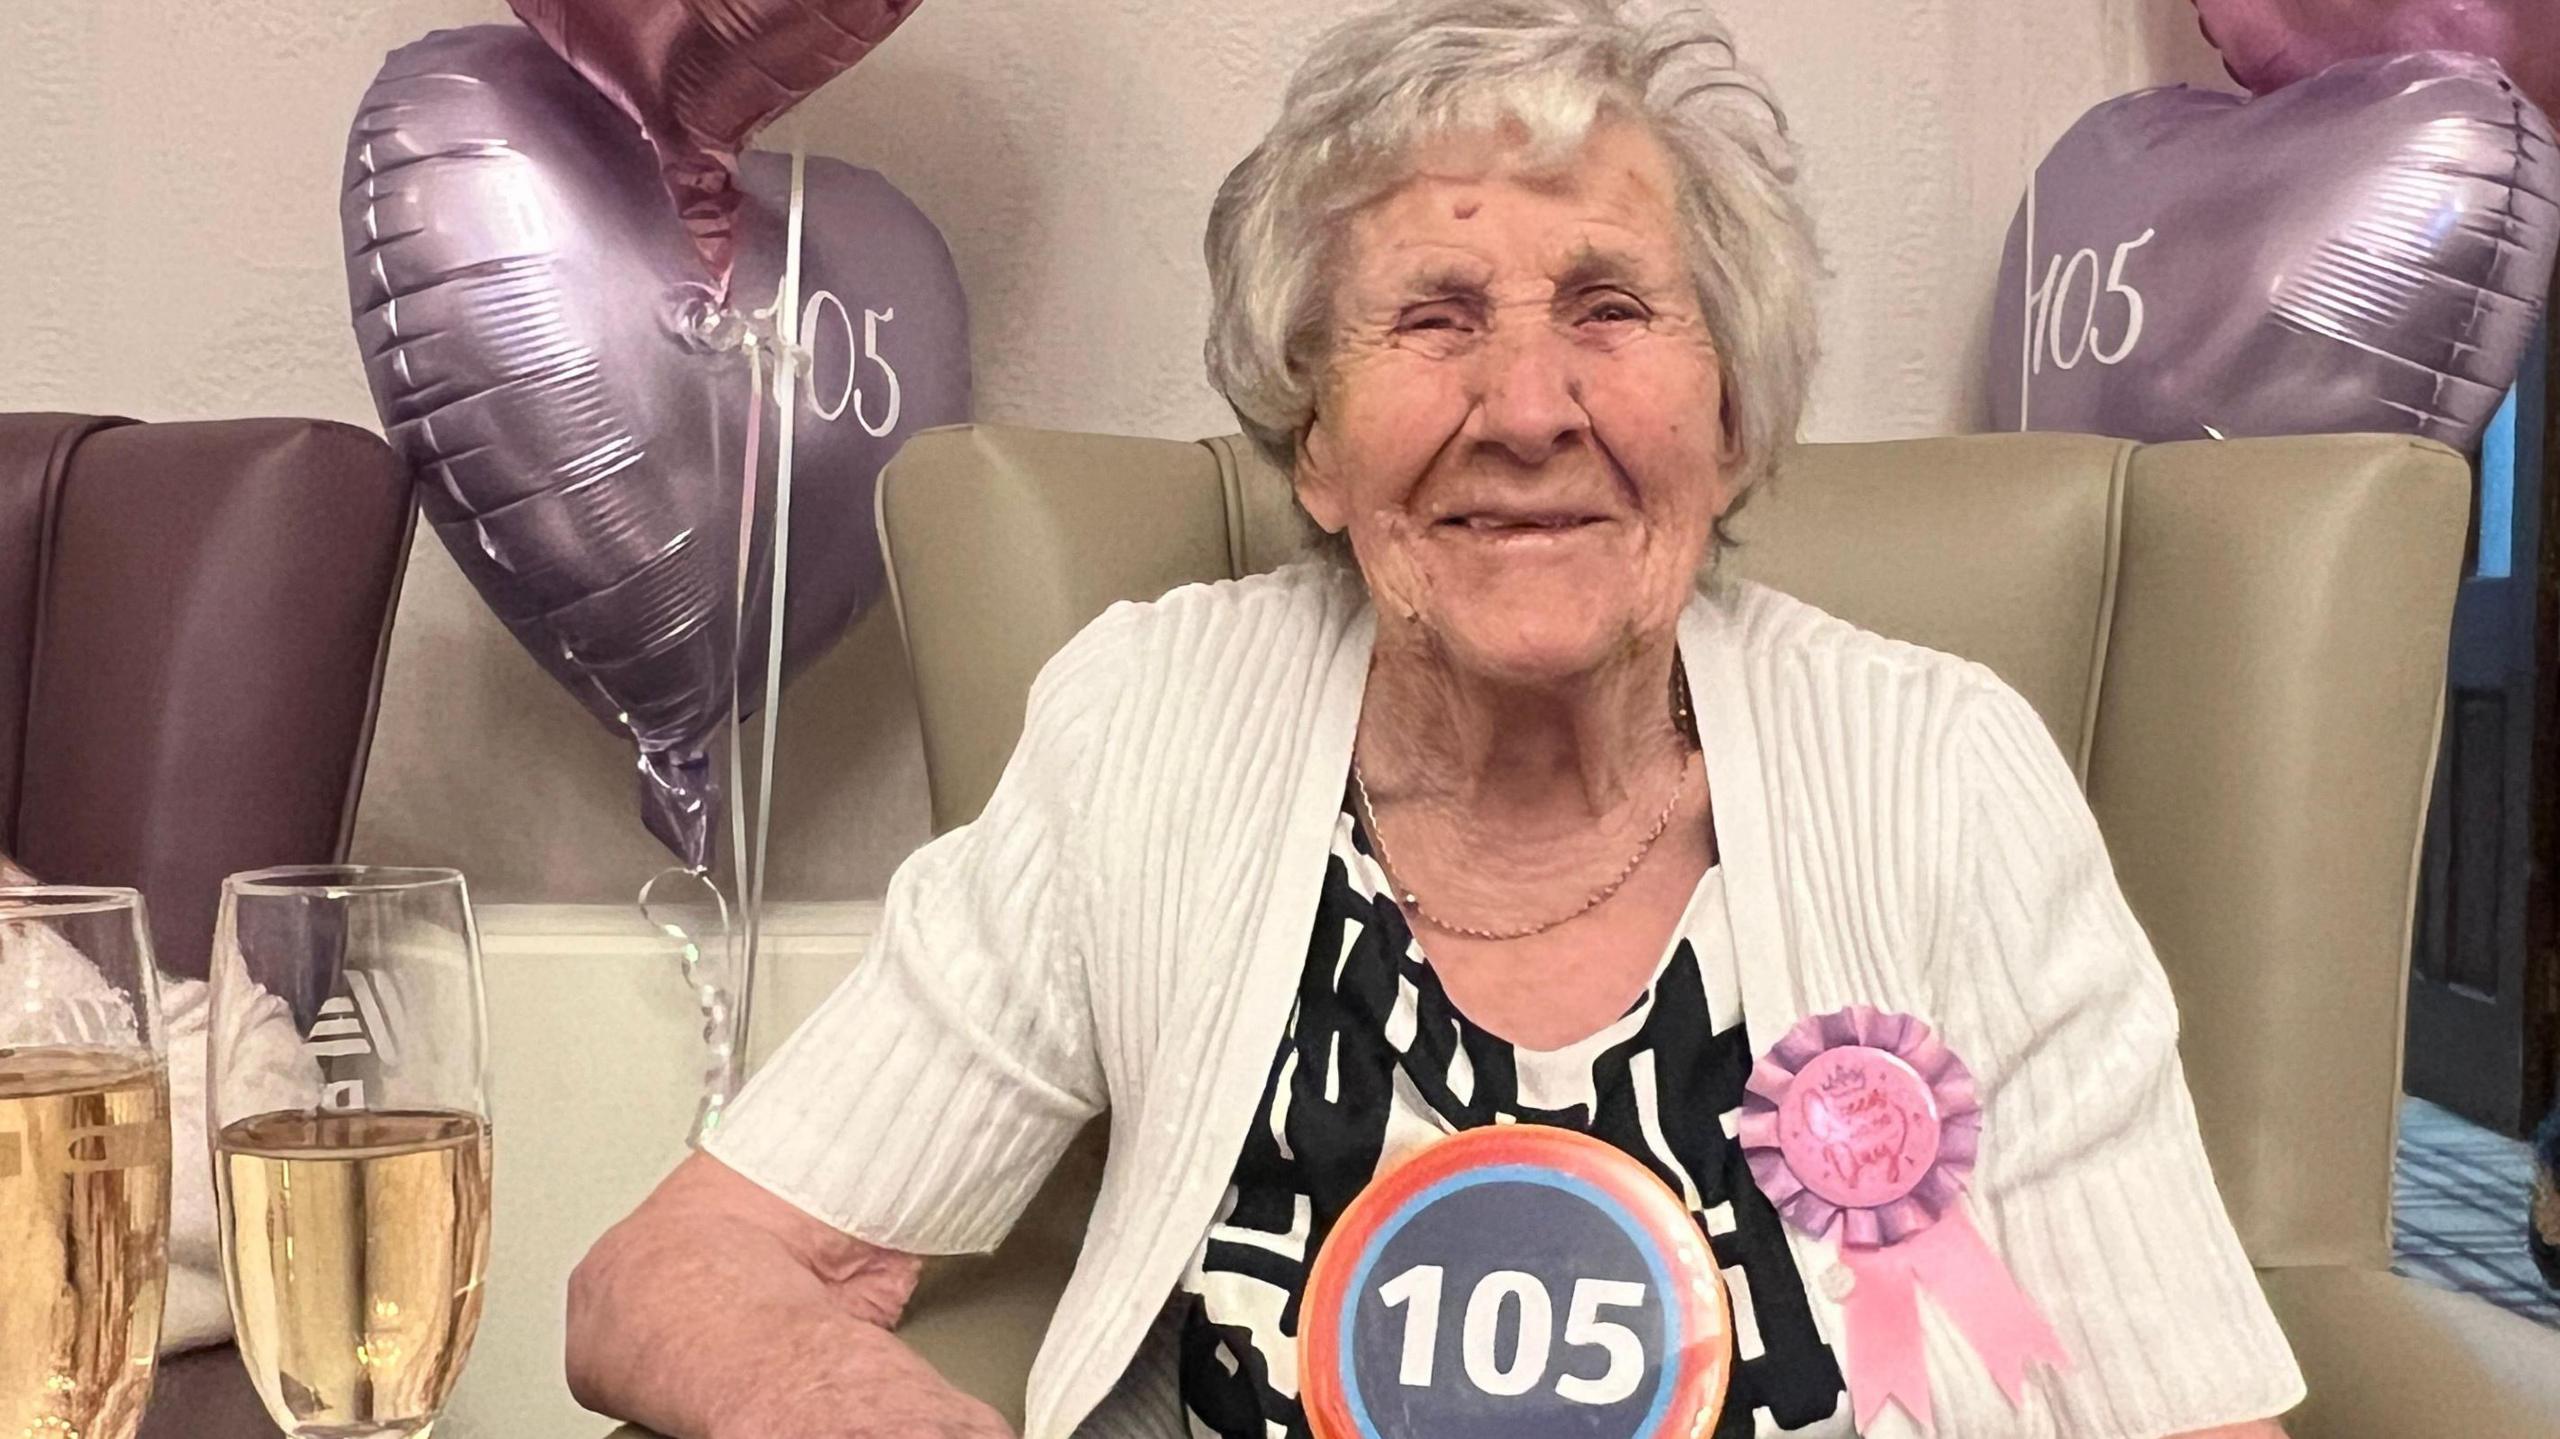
[700, 616, 1123, 1255]
[1935, 674, 2306, 1437]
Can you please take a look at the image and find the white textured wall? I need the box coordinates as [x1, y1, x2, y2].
[0, 0, 2230, 903]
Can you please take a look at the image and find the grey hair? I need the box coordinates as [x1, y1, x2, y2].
[1203, 0, 1820, 528]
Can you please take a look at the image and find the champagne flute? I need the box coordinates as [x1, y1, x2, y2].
[208, 866, 492, 1439]
[0, 886, 171, 1439]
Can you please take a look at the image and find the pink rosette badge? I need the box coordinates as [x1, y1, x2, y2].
[1739, 1005, 2068, 1432]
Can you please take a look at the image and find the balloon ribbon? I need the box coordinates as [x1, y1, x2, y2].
[643, 136, 814, 1143]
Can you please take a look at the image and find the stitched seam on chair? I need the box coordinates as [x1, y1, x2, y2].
[338, 463, 419, 864]
[2380, 681, 2450, 1267]
[1, 441, 61, 852]
[2075, 440, 2134, 790]
[877, 430, 945, 830]
[11, 415, 131, 857]
[1206, 435, 1250, 579]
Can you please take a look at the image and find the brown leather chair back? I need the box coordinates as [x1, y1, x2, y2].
[0, 414, 414, 980]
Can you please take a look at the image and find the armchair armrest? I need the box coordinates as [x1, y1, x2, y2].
[2260, 1265, 2560, 1438]
[588, 1125, 1103, 1439]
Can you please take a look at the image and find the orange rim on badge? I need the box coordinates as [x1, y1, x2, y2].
[1300, 1125, 1734, 1439]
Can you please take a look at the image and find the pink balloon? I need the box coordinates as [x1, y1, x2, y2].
[507, 0, 925, 298]
[2195, 0, 2560, 120]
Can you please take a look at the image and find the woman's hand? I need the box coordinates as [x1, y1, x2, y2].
[568, 1152, 1015, 1439]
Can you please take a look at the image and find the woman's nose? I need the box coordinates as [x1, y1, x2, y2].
[1470, 322, 1588, 465]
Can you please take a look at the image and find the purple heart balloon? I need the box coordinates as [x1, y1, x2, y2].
[342, 25, 969, 867]
[1990, 50, 2557, 448]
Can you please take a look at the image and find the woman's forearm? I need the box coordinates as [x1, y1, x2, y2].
[566, 1154, 1011, 1439]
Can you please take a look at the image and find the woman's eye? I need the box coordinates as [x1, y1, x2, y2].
[1396, 305, 1472, 334]
[1581, 298, 1648, 325]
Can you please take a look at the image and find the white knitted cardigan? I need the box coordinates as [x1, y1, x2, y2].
[707, 561, 2304, 1439]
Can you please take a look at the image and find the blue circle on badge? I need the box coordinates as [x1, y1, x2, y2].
[1345, 1166, 1676, 1437]
[1304, 1129, 1730, 1439]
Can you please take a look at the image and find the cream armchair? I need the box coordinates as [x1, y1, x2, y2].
[620, 424, 2560, 1438]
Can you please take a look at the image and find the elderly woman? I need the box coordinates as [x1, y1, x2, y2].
[566, 2, 2301, 1436]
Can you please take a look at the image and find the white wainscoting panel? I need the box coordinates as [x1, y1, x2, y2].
[438, 901, 882, 1436]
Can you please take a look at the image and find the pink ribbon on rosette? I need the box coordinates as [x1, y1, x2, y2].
[1738, 1004, 2069, 1433]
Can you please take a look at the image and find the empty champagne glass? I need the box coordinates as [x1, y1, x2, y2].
[0, 886, 171, 1439]
[208, 866, 492, 1439]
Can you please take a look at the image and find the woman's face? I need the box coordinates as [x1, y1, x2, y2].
[1298, 117, 1735, 686]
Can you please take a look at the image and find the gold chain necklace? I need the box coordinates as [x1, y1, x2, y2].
[1352, 659, 1698, 943]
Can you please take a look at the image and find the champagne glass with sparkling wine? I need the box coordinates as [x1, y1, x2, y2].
[0, 887, 171, 1439]
[208, 866, 492, 1439]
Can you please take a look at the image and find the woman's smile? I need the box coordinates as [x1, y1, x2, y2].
[1431, 510, 1617, 540]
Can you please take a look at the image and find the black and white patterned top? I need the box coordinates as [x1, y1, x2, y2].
[1175, 798, 1852, 1437]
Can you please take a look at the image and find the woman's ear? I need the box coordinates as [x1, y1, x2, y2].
[1293, 412, 1352, 535]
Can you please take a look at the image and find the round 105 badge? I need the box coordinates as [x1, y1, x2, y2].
[1301, 1126, 1733, 1439]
